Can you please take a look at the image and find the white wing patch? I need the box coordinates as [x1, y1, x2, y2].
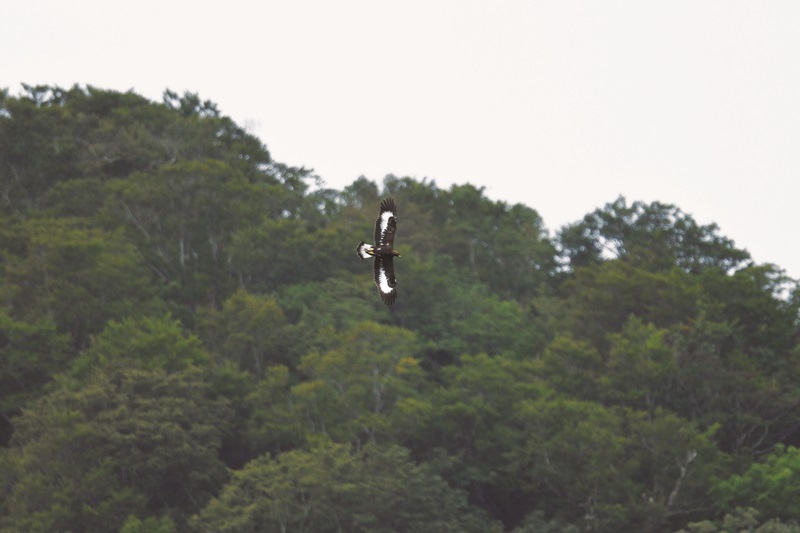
[376, 267, 395, 294]
[378, 211, 394, 241]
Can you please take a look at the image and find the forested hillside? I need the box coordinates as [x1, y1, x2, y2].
[1, 85, 799, 533]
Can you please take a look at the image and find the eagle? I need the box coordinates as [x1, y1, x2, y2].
[356, 198, 401, 305]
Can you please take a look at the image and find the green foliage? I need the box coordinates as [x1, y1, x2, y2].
[0, 310, 69, 443]
[1, 218, 158, 350]
[71, 314, 210, 376]
[192, 440, 497, 533]
[713, 445, 800, 522]
[699, 264, 799, 361]
[508, 396, 633, 528]
[275, 275, 381, 356]
[197, 290, 291, 374]
[385, 178, 557, 301]
[439, 183, 555, 300]
[558, 196, 750, 273]
[512, 511, 582, 533]
[417, 354, 548, 525]
[669, 310, 800, 455]
[230, 216, 349, 293]
[242, 365, 305, 456]
[44, 177, 111, 218]
[1, 85, 271, 215]
[535, 335, 603, 399]
[120, 514, 176, 533]
[1, 85, 799, 533]
[293, 321, 424, 445]
[506, 400, 720, 531]
[2, 366, 232, 532]
[677, 507, 800, 533]
[604, 317, 676, 414]
[390, 253, 547, 361]
[557, 260, 698, 347]
[107, 159, 266, 308]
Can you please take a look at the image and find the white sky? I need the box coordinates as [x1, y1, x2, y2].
[3, 1, 799, 280]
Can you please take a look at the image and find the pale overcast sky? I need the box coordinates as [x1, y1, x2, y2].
[3, 1, 799, 279]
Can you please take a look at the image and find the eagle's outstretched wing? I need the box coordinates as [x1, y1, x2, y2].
[374, 198, 397, 247]
[374, 256, 397, 305]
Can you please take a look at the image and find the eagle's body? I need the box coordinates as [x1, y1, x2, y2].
[357, 198, 400, 305]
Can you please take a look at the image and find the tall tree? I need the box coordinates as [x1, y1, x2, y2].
[2, 366, 232, 533]
[0, 218, 157, 350]
[196, 290, 291, 375]
[193, 441, 497, 533]
[0, 310, 69, 445]
[712, 444, 800, 522]
[558, 196, 750, 273]
[292, 321, 424, 446]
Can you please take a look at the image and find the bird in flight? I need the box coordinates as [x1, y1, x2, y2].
[356, 198, 401, 305]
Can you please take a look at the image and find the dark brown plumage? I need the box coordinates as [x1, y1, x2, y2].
[356, 198, 401, 305]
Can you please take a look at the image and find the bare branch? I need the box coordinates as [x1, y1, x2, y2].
[667, 449, 697, 509]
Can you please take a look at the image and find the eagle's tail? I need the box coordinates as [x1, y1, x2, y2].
[356, 242, 373, 260]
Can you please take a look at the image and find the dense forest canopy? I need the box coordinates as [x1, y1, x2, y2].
[1, 84, 799, 532]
